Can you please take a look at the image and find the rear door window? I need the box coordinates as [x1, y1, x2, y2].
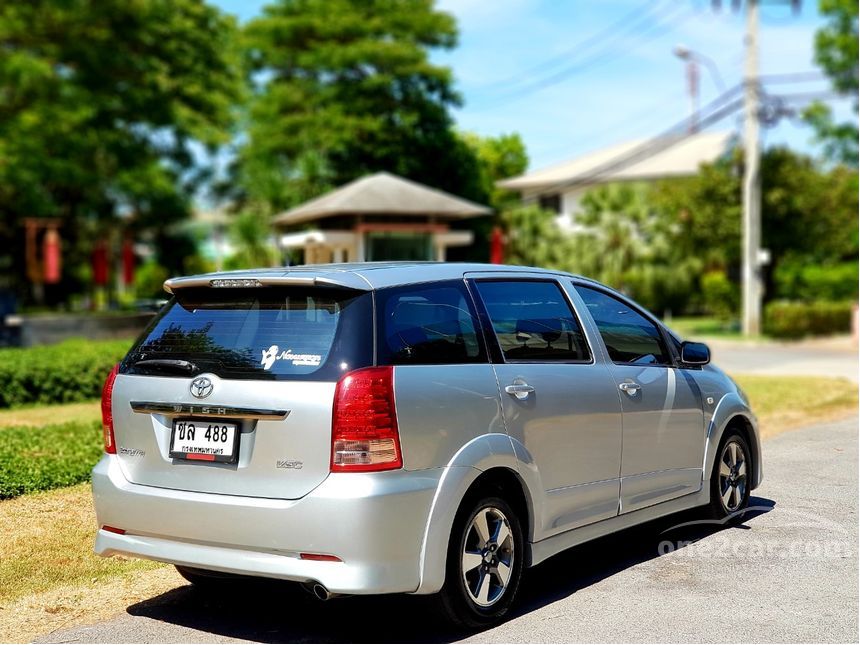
[376, 281, 487, 365]
[122, 287, 373, 381]
[474, 280, 591, 362]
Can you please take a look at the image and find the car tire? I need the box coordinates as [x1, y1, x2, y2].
[708, 431, 752, 520]
[437, 495, 524, 629]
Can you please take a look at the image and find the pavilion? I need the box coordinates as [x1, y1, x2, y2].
[273, 172, 491, 263]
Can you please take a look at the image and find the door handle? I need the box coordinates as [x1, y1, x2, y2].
[618, 381, 641, 395]
[505, 382, 535, 400]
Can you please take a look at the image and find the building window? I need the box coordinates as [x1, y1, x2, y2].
[538, 193, 562, 214]
[365, 232, 432, 261]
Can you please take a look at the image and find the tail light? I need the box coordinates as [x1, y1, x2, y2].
[331, 366, 402, 472]
[101, 363, 120, 454]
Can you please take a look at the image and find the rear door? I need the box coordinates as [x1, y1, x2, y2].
[471, 278, 623, 539]
[111, 285, 372, 500]
[373, 280, 507, 471]
[572, 284, 705, 513]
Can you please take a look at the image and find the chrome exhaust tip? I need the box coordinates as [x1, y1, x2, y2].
[313, 583, 330, 601]
[302, 581, 338, 601]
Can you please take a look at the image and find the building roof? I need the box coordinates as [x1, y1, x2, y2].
[273, 172, 492, 226]
[497, 131, 733, 192]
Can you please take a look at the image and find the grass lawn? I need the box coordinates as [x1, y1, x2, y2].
[0, 400, 100, 429]
[0, 485, 166, 605]
[667, 316, 755, 341]
[0, 484, 176, 643]
[733, 374, 858, 439]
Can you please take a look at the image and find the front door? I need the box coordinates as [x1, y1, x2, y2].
[573, 284, 705, 514]
[471, 279, 623, 539]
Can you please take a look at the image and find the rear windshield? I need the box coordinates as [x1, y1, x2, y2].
[122, 287, 373, 381]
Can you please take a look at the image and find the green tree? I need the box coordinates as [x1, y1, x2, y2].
[649, 147, 858, 312]
[498, 204, 570, 269]
[0, 0, 242, 301]
[650, 155, 743, 274]
[803, 0, 858, 164]
[460, 132, 528, 211]
[445, 132, 528, 263]
[568, 183, 701, 314]
[238, 0, 485, 210]
[226, 209, 279, 270]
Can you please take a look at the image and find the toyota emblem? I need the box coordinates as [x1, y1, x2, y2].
[190, 376, 213, 399]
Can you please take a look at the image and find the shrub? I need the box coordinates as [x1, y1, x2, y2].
[774, 260, 859, 302]
[0, 339, 130, 408]
[763, 300, 854, 339]
[700, 270, 739, 319]
[0, 421, 103, 498]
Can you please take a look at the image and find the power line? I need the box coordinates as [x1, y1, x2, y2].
[502, 5, 695, 98]
[478, 2, 697, 103]
[759, 71, 826, 84]
[529, 80, 835, 195]
[530, 83, 746, 195]
[522, 89, 691, 166]
[477, 0, 674, 90]
[777, 90, 850, 100]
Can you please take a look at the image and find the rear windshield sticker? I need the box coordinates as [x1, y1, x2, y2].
[261, 345, 322, 370]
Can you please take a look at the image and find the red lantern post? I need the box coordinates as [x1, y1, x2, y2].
[43, 228, 62, 284]
[92, 240, 109, 286]
[122, 238, 135, 286]
[490, 226, 505, 264]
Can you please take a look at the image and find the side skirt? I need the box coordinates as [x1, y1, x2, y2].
[528, 488, 711, 567]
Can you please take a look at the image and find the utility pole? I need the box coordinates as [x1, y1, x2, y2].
[687, 58, 700, 132]
[741, 0, 762, 336]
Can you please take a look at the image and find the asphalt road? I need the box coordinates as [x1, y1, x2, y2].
[707, 338, 858, 383]
[38, 417, 858, 644]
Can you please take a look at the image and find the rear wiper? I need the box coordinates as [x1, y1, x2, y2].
[129, 359, 198, 375]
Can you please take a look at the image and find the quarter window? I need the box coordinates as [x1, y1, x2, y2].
[474, 281, 590, 362]
[574, 285, 670, 366]
[376, 282, 486, 365]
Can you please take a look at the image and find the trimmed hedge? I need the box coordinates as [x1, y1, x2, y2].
[764, 300, 854, 339]
[0, 338, 130, 408]
[0, 420, 103, 499]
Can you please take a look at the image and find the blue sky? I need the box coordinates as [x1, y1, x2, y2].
[212, 0, 853, 172]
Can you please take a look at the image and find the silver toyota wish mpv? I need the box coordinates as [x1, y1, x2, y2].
[92, 262, 761, 627]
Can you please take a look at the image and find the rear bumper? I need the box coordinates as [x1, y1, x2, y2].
[92, 455, 443, 595]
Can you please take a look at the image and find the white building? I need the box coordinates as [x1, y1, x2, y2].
[497, 131, 734, 229]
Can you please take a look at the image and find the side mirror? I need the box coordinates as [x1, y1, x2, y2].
[680, 341, 710, 366]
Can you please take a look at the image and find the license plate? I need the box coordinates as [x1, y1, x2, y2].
[170, 419, 239, 463]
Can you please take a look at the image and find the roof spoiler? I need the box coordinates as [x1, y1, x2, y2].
[163, 274, 370, 294]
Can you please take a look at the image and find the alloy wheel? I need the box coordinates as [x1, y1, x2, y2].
[461, 506, 515, 607]
[718, 440, 748, 512]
